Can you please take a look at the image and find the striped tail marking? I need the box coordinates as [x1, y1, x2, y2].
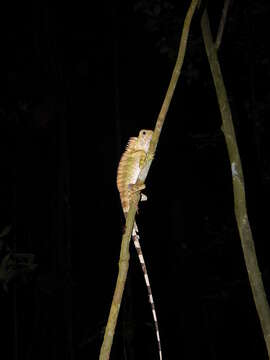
[132, 232, 162, 360]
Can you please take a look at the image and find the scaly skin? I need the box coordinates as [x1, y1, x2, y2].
[116, 129, 162, 360]
[117, 129, 153, 215]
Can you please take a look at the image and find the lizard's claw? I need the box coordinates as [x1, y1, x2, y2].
[147, 152, 155, 162]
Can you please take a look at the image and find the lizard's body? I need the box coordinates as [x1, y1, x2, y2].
[117, 129, 162, 360]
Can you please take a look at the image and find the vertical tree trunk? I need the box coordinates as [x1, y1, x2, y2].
[201, 9, 270, 357]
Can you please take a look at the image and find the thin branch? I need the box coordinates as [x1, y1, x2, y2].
[148, 0, 200, 159]
[201, 9, 270, 357]
[215, 0, 231, 50]
[99, 1, 200, 359]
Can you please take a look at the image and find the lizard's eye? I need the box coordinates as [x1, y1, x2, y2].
[142, 131, 146, 136]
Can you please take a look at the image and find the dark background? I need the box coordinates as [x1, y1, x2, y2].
[2, 1, 270, 359]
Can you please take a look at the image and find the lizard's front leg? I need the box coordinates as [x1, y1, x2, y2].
[129, 150, 148, 202]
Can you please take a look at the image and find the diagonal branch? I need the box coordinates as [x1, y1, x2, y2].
[99, 1, 200, 359]
[148, 0, 200, 159]
[201, 9, 270, 357]
[215, 0, 231, 50]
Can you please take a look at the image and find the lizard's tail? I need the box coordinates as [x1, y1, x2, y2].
[132, 230, 162, 360]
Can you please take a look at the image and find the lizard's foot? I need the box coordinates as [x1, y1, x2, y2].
[128, 183, 146, 193]
[147, 152, 154, 162]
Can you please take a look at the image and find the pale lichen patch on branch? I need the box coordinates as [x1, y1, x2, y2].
[231, 162, 238, 177]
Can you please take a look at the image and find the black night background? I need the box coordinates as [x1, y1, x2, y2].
[2, 1, 270, 359]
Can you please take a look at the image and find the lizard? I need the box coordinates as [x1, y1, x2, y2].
[117, 129, 162, 360]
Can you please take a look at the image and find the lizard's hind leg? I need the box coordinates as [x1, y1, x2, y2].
[128, 183, 147, 212]
[128, 183, 145, 193]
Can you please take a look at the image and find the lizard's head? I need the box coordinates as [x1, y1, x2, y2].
[137, 129, 153, 152]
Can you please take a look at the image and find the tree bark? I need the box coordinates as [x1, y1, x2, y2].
[201, 9, 270, 357]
